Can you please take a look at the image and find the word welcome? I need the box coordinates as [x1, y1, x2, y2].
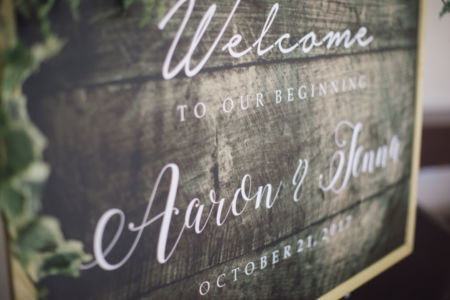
[158, 0, 374, 79]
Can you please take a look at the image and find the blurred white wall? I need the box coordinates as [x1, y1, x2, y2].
[423, 0, 450, 126]
[418, 1, 450, 233]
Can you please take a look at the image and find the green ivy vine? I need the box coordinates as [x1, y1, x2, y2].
[0, 0, 90, 297]
[0, 0, 167, 297]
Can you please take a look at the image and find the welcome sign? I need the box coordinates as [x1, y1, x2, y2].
[22, 0, 422, 298]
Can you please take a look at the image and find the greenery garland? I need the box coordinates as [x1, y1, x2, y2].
[0, 0, 89, 298]
[0, 0, 166, 297]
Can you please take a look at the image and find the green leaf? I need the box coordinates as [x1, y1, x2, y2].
[2, 36, 63, 100]
[15, 217, 61, 255]
[30, 35, 64, 68]
[123, 0, 138, 9]
[0, 184, 26, 218]
[37, 0, 56, 36]
[12, 216, 91, 282]
[2, 41, 34, 95]
[441, 1, 450, 17]
[123, 0, 166, 25]
[37, 240, 91, 279]
[66, 0, 81, 20]
[5, 127, 35, 173]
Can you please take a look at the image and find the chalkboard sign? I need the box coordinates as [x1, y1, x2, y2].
[19, 0, 423, 298]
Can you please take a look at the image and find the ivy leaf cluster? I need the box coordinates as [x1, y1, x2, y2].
[1, 0, 91, 297]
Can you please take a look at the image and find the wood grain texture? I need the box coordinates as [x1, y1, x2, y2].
[26, 0, 418, 90]
[22, 0, 420, 299]
[33, 49, 416, 299]
[143, 181, 409, 300]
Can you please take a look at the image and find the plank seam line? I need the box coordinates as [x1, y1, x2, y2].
[35, 45, 417, 93]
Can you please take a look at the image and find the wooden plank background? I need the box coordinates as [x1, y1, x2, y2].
[29, 0, 418, 89]
[23, 0, 419, 299]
